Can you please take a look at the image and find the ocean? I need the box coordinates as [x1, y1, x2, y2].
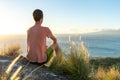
[0, 34, 120, 58]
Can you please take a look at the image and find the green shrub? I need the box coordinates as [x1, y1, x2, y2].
[114, 63, 120, 71]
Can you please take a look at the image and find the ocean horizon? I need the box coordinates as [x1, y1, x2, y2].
[0, 34, 120, 58]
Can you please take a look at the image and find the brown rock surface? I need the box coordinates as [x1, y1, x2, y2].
[0, 56, 68, 80]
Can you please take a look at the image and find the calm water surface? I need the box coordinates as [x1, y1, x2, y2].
[0, 34, 120, 57]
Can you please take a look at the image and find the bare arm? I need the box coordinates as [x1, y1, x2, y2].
[49, 35, 61, 55]
[50, 35, 57, 44]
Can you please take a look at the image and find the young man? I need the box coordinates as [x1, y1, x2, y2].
[27, 9, 60, 65]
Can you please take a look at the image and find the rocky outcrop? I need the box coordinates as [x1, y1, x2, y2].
[0, 56, 68, 80]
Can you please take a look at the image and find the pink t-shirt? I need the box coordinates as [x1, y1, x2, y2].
[27, 26, 53, 63]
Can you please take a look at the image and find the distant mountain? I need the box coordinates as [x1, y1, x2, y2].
[86, 29, 120, 36]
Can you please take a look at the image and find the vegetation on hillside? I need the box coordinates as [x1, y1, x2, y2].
[0, 43, 120, 80]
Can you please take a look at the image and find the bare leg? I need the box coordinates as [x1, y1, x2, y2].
[49, 43, 61, 55]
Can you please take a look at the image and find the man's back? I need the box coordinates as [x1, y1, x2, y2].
[27, 26, 52, 63]
[26, 9, 60, 64]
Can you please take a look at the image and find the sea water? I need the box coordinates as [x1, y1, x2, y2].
[0, 34, 120, 57]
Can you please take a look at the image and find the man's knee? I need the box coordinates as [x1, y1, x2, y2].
[50, 43, 59, 50]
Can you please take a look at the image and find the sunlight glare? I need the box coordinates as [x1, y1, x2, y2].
[0, 4, 26, 34]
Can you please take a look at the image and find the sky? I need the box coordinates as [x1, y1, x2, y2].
[0, 0, 120, 34]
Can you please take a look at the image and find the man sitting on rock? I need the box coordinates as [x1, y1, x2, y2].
[27, 9, 61, 66]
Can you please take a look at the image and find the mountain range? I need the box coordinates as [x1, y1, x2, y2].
[87, 29, 120, 36]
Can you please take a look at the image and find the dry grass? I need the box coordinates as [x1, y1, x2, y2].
[0, 44, 23, 80]
[94, 67, 120, 80]
[49, 41, 91, 80]
[49, 41, 120, 80]
[0, 43, 22, 57]
[0, 55, 22, 80]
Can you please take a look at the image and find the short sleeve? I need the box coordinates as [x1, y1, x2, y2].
[46, 27, 53, 38]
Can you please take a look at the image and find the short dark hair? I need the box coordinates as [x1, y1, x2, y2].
[33, 9, 43, 22]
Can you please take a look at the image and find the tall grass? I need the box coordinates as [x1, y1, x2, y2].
[49, 40, 91, 80]
[0, 43, 22, 57]
[94, 67, 120, 80]
[0, 55, 22, 80]
[0, 44, 23, 80]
